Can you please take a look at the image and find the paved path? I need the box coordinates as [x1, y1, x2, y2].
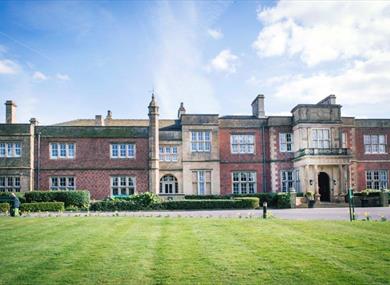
[13, 207, 390, 221]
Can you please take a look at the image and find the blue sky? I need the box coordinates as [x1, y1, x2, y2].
[0, 1, 389, 124]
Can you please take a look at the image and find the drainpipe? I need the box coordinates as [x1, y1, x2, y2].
[37, 132, 41, 190]
[261, 125, 267, 192]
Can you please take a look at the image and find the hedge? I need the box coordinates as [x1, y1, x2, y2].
[0, 202, 10, 213]
[161, 198, 260, 210]
[24, 191, 90, 209]
[90, 200, 143, 211]
[185, 193, 291, 209]
[0, 192, 26, 203]
[20, 202, 65, 212]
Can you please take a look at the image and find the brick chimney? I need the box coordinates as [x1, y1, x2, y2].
[5, 100, 17, 123]
[251, 94, 265, 118]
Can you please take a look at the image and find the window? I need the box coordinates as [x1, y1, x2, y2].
[232, 172, 256, 194]
[0, 142, 22, 158]
[191, 131, 211, 152]
[159, 175, 179, 194]
[110, 144, 136, 158]
[50, 143, 75, 159]
[281, 170, 300, 192]
[312, 129, 330, 149]
[231, 135, 255, 154]
[159, 145, 178, 162]
[364, 135, 387, 154]
[366, 170, 388, 190]
[280, 133, 293, 152]
[111, 176, 136, 196]
[192, 170, 211, 195]
[50, 177, 75, 191]
[0, 176, 21, 192]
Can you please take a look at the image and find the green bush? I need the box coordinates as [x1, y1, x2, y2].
[90, 200, 142, 211]
[0, 202, 10, 213]
[275, 193, 291, 209]
[107, 192, 161, 207]
[24, 191, 90, 209]
[20, 202, 64, 212]
[185, 195, 230, 200]
[0, 192, 26, 203]
[161, 198, 259, 210]
[184, 193, 292, 208]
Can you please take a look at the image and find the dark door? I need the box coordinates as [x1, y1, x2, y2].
[318, 172, 330, 202]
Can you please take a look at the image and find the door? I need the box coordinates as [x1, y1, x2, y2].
[318, 172, 330, 202]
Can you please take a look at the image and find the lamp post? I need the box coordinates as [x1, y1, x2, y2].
[262, 201, 267, 219]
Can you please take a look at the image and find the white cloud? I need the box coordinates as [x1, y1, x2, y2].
[209, 49, 238, 73]
[253, 1, 390, 66]
[0, 59, 20, 74]
[152, 2, 220, 116]
[207, 28, 223, 40]
[32, 71, 48, 80]
[56, 73, 70, 80]
[269, 52, 390, 106]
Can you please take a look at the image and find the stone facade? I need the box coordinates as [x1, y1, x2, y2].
[0, 95, 389, 201]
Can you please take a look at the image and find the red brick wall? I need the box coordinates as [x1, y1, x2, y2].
[355, 162, 390, 191]
[219, 128, 270, 194]
[37, 137, 148, 169]
[355, 127, 390, 160]
[38, 169, 148, 200]
[271, 126, 294, 160]
[36, 137, 149, 199]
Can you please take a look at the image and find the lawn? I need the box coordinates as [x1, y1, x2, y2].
[0, 217, 389, 285]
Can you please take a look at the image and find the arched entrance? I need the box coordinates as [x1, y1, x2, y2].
[159, 175, 178, 194]
[318, 172, 330, 202]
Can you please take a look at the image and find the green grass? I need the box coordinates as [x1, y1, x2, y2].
[0, 217, 389, 285]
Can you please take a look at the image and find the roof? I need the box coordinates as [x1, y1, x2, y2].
[54, 119, 180, 129]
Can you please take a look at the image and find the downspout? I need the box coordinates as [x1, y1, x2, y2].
[261, 124, 267, 192]
[37, 132, 41, 190]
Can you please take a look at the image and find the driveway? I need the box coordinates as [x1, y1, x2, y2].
[12, 207, 390, 221]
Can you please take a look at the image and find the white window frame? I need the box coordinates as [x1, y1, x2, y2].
[110, 143, 136, 159]
[312, 128, 331, 149]
[110, 176, 136, 196]
[366, 170, 388, 190]
[279, 133, 293, 152]
[280, 170, 300, 192]
[190, 131, 211, 153]
[159, 175, 179, 194]
[232, 172, 256, 194]
[159, 145, 178, 162]
[50, 143, 76, 159]
[0, 142, 22, 158]
[230, 134, 255, 154]
[363, 135, 387, 154]
[50, 176, 76, 191]
[0, 176, 21, 192]
[193, 170, 211, 195]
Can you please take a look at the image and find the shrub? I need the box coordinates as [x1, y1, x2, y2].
[161, 198, 260, 210]
[185, 195, 230, 200]
[20, 202, 64, 212]
[0, 192, 26, 204]
[275, 193, 291, 209]
[90, 200, 142, 211]
[24, 191, 90, 209]
[0, 202, 10, 213]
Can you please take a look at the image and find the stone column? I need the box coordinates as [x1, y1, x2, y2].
[148, 95, 159, 194]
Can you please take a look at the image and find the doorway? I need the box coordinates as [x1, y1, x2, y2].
[318, 172, 330, 202]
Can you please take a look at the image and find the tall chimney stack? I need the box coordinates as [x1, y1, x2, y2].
[95, 115, 104, 126]
[5, 100, 17, 124]
[251, 94, 265, 118]
[177, 102, 186, 118]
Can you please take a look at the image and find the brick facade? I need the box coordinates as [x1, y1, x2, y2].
[1, 95, 389, 200]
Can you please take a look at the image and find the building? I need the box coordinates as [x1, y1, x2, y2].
[1, 94, 389, 201]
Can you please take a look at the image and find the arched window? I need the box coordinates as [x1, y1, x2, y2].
[159, 175, 178, 194]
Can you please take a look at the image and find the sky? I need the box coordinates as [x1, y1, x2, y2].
[0, 0, 390, 124]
